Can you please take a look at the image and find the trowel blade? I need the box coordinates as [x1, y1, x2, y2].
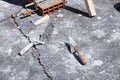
[40, 22, 54, 42]
[69, 36, 77, 47]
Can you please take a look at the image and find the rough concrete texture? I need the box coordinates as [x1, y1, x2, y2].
[0, 0, 120, 80]
[0, 19, 48, 80]
[0, 0, 26, 21]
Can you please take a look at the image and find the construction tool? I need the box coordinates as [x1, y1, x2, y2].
[19, 22, 54, 56]
[0, 9, 30, 23]
[17, 15, 50, 29]
[69, 36, 87, 65]
[19, 41, 45, 55]
[12, 0, 44, 18]
[12, 9, 37, 18]
[0, 8, 36, 23]
[39, 22, 54, 42]
[18, 15, 50, 55]
[14, 15, 49, 35]
[0, 0, 96, 23]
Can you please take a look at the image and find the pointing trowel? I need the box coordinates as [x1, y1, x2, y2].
[69, 36, 87, 65]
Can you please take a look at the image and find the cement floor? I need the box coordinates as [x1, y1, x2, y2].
[0, 0, 120, 80]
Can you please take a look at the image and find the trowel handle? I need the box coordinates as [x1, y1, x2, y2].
[19, 43, 34, 56]
[74, 47, 87, 65]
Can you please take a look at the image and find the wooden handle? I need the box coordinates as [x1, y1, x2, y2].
[74, 47, 87, 65]
[19, 43, 34, 56]
[77, 51, 87, 65]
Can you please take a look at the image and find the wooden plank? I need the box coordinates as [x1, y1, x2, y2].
[33, 15, 50, 25]
[19, 43, 34, 56]
[85, 0, 96, 16]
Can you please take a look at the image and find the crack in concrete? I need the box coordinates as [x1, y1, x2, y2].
[13, 18, 52, 80]
[31, 51, 52, 80]
[37, 56, 52, 80]
[13, 19, 31, 43]
[0, 16, 12, 23]
[18, 28, 31, 43]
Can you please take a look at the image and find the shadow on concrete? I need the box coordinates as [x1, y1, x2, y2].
[2, 0, 26, 6]
[73, 53, 85, 65]
[64, 42, 71, 53]
[65, 42, 85, 65]
[64, 5, 89, 17]
[114, 3, 120, 12]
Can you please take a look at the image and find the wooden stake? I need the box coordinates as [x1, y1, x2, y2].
[85, 0, 96, 16]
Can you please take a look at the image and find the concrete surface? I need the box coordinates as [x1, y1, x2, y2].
[0, 0, 120, 80]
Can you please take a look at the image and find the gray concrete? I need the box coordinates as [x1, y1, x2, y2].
[0, 0, 120, 80]
[0, 0, 24, 21]
[0, 20, 48, 80]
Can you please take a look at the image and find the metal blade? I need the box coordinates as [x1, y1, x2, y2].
[39, 22, 54, 42]
[69, 36, 77, 47]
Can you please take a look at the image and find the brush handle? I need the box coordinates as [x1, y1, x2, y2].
[74, 47, 87, 65]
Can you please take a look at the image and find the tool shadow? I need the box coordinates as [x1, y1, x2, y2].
[114, 3, 120, 12]
[65, 42, 85, 65]
[64, 5, 90, 18]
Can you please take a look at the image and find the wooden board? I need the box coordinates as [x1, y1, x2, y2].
[85, 0, 96, 16]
